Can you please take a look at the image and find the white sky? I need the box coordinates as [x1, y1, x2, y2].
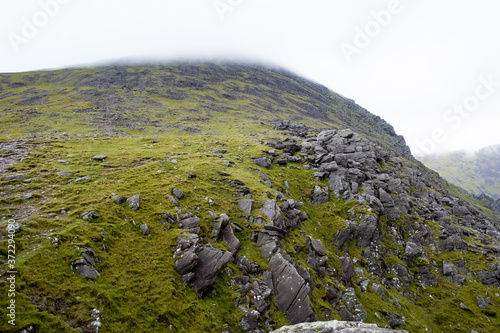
[0, 0, 499, 156]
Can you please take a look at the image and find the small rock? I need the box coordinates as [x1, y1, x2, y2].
[81, 211, 99, 220]
[75, 175, 91, 182]
[187, 173, 197, 179]
[126, 194, 142, 210]
[7, 223, 22, 233]
[140, 224, 150, 235]
[56, 171, 72, 177]
[93, 155, 107, 161]
[172, 188, 184, 199]
[168, 196, 179, 206]
[58, 160, 69, 164]
[112, 195, 125, 205]
[460, 302, 472, 312]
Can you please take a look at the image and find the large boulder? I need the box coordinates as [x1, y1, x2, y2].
[191, 245, 232, 295]
[271, 320, 409, 332]
[253, 156, 272, 169]
[269, 253, 316, 324]
[237, 199, 254, 216]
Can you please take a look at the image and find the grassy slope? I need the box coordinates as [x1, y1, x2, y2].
[0, 63, 499, 332]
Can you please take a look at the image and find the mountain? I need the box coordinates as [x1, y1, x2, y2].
[420, 145, 500, 211]
[0, 62, 499, 333]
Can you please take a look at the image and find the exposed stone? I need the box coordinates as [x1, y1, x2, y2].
[354, 215, 378, 248]
[240, 310, 260, 331]
[237, 199, 254, 216]
[126, 194, 142, 211]
[75, 175, 91, 182]
[56, 171, 71, 177]
[311, 185, 329, 205]
[172, 188, 184, 199]
[222, 225, 241, 254]
[268, 253, 316, 324]
[191, 245, 232, 295]
[93, 155, 107, 161]
[3, 174, 26, 182]
[81, 211, 99, 220]
[140, 224, 150, 235]
[253, 156, 272, 169]
[112, 195, 125, 205]
[270, 320, 409, 332]
[176, 252, 199, 275]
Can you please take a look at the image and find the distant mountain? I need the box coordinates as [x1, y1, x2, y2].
[420, 145, 500, 201]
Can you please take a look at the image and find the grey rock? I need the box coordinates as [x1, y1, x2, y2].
[241, 310, 260, 331]
[402, 242, 423, 267]
[477, 297, 487, 309]
[270, 320, 409, 332]
[93, 155, 107, 161]
[341, 257, 354, 286]
[75, 175, 91, 182]
[81, 211, 99, 220]
[253, 156, 272, 169]
[167, 196, 179, 206]
[354, 215, 378, 248]
[311, 185, 329, 205]
[140, 224, 150, 235]
[460, 302, 472, 312]
[192, 245, 232, 295]
[75, 265, 100, 280]
[126, 194, 142, 211]
[172, 188, 184, 199]
[3, 174, 26, 182]
[7, 223, 22, 233]
[222, 225, 241, 254]
[269, 253, 316, 324]
[111, 195, 125, 205]
[176, 252, 199, 275]
[443, 261, 458, 276]
[237, 199, 254, 216]
[56, 171, 72, 177]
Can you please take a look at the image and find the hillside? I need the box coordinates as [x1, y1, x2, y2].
[421, 145, 500, 211]
[0, 63, 499, 333]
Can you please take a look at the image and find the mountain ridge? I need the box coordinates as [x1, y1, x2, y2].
[0, 62, 499, 332]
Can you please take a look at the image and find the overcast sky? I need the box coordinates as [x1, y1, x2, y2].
[1, 0, 499, 156]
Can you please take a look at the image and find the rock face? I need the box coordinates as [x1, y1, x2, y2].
[271, 320, 409, 332]
[269, 253, 316, 324]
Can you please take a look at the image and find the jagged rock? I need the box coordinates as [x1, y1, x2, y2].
[222, 224, 240, 254]
[477, 297, 488, 309]
[126, 194, 141, 211]
[176, 233, 199, 250]
[93, 155, 107, 161]
[3, 174, 26, 182]
[371, 283, 387, 299]
[235, 255, 259, 275]
[241, 310, 260, 331]
[378, 189, 395, 207]
[140, 224, 150, 235]
[56, 171, 71, 177]
[336, 223, 354, 250]
[172, 188, 184, 199]
[354, 215, 378, 247]
[75, 265, 100, 280]
[179, 216, 201, 230]
[307, 237, 329, 277]
[260, 200, 285, 229]
[401, 242, 423, 267]
[311, 185, 329, 205]
[268, 253, 316, 324]
[176, 252, 198, 275]
[341, 257, 354, 286]
[191, 245, 232, 295]
[237, 199, 254, 216]
[442, 261, 458, 276]
[8, 223, 22, 233]
[167, 196, 179, 206]
[112, 195, 125, 205]
[253, 156, 272, 169]
[386, 313, 405, 328]
[460, 302, 472, 312]
[81, 211, 99, 220]
[391, 264, 409, 278]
